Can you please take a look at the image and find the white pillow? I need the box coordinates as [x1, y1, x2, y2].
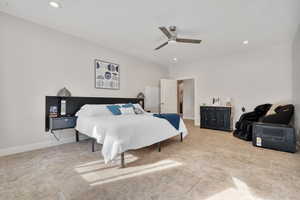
[266, 102, 287, 116]
[75, 104, 113, 117]
[115, 103, 145, 113]
[120, 107, 135, 115]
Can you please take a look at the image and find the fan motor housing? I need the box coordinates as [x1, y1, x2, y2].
[169, 26, 177, 32]
[169, 26, 177, 41]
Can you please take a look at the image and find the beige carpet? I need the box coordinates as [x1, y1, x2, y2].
[0, 120, 300, 200]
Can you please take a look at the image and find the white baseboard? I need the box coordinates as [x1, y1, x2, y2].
[0, 135, 87, 157]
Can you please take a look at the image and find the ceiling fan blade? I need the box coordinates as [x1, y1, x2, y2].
[176, 38, 202, 44]
[159, 27, 172, 39]
[154, 41, 169, 50]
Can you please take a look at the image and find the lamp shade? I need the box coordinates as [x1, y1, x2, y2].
[57, 87, 71, 97]
[137, 92, 145, 99]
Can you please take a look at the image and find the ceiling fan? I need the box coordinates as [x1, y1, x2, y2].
[154, 26, 202, 50]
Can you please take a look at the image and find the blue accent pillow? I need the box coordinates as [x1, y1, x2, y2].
[107, 105, 121, 115]
[122, 103, 134, 108]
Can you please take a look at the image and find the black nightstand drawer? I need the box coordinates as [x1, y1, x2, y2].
[49, 117, 77, 130]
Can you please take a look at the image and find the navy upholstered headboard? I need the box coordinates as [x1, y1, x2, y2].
[45, 96, 144, 131]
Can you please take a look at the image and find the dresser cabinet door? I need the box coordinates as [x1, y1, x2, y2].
[200, 108, 207, 128]
[216, 109, 225, 129]
[222, 108, 231, 130]
[207, 108, 217, 128]
[216, 108, 231, 130]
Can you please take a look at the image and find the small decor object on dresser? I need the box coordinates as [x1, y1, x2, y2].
[95, 59, 120, 89]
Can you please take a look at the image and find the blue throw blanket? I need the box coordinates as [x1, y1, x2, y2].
[153, 113, 180, 130]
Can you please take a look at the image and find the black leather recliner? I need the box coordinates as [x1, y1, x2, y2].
[233, 104, 272, 141]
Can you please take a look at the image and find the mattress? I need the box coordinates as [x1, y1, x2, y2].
[75, 113, 187, 163]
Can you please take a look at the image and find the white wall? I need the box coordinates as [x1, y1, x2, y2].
[183, 79, 194, 119]
[170, 43, 293, 125]
[0, 12, 168, 155]
[292, 25, 300, 136]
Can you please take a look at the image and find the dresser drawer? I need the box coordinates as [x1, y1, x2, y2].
[49, 117, 77, 130]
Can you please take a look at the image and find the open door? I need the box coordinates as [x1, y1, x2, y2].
[160, 79, 178, 113]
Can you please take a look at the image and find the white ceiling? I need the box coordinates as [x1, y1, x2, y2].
[1, 0, 300, 67]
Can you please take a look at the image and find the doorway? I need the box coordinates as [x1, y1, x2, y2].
[160, 78, 196, 124]
[177, 79, 195, 120]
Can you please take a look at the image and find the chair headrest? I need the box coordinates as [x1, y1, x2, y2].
[254, 104, 272, 114]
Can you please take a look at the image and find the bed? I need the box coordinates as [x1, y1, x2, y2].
[75, 104, 188, 167]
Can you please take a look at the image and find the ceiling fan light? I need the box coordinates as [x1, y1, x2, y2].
[169, 40, 176, 44]
[49, 1, 61, 8]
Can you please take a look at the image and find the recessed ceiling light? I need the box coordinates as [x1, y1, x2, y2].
[49, 1, 61, 8]
[173, 58, 178, 62]
[243, 40, 249, 45]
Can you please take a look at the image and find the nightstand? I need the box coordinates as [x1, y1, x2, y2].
[49, 116, 77, 141]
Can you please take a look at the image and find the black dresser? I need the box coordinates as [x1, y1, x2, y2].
[200, 106, 232, 131]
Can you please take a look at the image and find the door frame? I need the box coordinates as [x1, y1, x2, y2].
[177, 80, 184, 115]
[175, 77, 198, 126]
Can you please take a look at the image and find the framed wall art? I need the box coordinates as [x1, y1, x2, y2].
[95, 59, 120, 89]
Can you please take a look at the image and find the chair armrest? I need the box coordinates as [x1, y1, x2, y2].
[253, 122, 292, 129]
[239, 111, 259, 122]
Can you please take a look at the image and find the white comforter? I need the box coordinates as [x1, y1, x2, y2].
[75, 113, 187, 163]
